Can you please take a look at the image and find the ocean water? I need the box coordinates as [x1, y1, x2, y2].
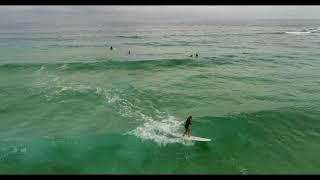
[0, 20, 320, 174]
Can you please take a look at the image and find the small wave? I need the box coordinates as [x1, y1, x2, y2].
[256, 32, 284, 35]
[0, 58, 195, 71]
[48, 44, 107, 48]
[116, 35, 142, 39]
[222, 54, 239, 58]
[308, 29, 318, 33]
[285, 31, 311, 35]
[125, 41, 193, 47]
[202, 57, 235, 65]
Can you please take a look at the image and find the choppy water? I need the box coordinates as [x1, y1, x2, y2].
[1, 20, 320, 174]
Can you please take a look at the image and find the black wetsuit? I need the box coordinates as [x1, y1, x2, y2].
[185, 118, 191, 129]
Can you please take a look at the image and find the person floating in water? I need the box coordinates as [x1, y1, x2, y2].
[110, 46, 113, 50]
[183, 115, 192, 137]
[128, 50, 131, 55]
[195, 53, 198, 57]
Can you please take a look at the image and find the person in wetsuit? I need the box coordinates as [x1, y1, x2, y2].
[183, 115, 192, 137]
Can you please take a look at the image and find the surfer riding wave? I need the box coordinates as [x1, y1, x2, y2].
[183, 115, 192, 137]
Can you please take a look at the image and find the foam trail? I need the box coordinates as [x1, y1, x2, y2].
[97, 89, 195, 146]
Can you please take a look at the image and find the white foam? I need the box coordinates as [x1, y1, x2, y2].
[36, 65, 45, 72]
[240, 168, 248, 174]
[20, 148, 27, 153]
[56, 64, 68, 70]
[54, 85, 92, 95]
[128, 115, 194, 146]
[100, 89, 145, 121]
[60, 86, 72, 92]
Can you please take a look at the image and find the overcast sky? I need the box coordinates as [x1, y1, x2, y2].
[1, 6, 320, 24]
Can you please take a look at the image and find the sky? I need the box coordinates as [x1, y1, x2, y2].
[1, 6, 320, 24]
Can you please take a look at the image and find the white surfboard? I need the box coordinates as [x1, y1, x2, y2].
[183, 136, 211, 142]
[172, 133, 211, 142]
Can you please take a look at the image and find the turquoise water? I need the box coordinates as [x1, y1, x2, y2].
[1, 20, 320, 174]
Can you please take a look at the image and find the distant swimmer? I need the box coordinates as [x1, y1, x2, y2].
[110, 46, 113, 50]
[128, 50, 131, 55]
[183, 115, 192, 137]
[195, 53, 198, 57]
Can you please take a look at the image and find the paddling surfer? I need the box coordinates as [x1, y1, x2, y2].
[183, 115, 192, 137]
